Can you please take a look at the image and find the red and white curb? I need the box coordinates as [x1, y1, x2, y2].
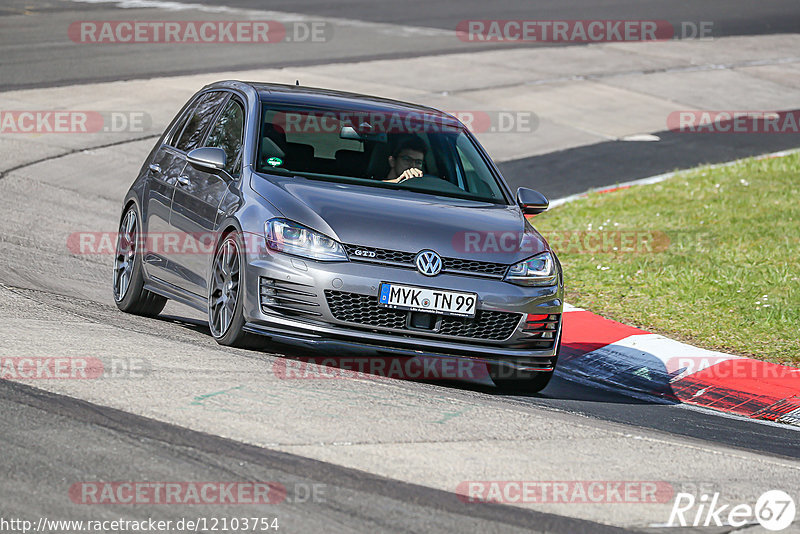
[558, 305, 800, 426]
[550, 149, 800, 427]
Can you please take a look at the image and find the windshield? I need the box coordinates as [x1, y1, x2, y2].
[256, 104, 508, 203]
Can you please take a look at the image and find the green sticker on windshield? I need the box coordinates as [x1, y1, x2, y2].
[266, 157, 283, 167]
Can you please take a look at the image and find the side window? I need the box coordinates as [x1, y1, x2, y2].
[166, 101, 195, 147]
[175, 91, 227, 153]
[454, 134, 503, 200]
[206, 99, 245, 177]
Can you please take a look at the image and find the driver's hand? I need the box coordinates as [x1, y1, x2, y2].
[397, 168, 423, 182]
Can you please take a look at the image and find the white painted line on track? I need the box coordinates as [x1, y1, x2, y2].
[549, 147, 800, 208]
[70, 0, 231, 12]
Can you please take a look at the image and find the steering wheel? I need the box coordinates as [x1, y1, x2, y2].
[399, 174, 466, 193]
[400, 173, 436, 183]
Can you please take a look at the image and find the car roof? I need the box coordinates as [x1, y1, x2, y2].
[207, 80, 463, 128]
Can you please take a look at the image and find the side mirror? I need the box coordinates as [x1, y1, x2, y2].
[187, 147, 226, 173]
[516, 187, 549, 215]
[340, 126, 363, 140]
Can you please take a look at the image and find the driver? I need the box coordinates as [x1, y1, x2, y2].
[382, 135, 428, 183]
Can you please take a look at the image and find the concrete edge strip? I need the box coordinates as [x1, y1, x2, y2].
[550, 149, 800, 427]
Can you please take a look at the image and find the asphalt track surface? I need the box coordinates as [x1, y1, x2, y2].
[3, 0, 800, 90]
[0, 381, 627, 534]
[1, 1, 800, 533]
[83, 0, 800, 37]
[498, 127, 800, 199]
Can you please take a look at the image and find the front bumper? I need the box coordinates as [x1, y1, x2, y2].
[241, 249, 563, 369]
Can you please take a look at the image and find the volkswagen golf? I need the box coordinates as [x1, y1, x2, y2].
[113, 80, 563, 391]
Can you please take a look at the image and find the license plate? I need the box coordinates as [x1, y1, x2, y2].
[378, 282, 477, 318]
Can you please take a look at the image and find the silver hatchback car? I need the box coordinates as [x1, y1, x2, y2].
[114, 81, 563, 391]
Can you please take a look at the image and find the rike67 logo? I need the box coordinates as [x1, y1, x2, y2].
[668, 490, 796, 531]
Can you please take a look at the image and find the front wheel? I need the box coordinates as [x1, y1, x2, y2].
[113, 207, 167, 316]
[491, 369, 554, 393]
[208, 231, 255, 348]
[491, 338, 560, 393]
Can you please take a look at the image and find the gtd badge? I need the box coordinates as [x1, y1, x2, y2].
[353, 249, 377, 258]
[415, 250, 442, 276]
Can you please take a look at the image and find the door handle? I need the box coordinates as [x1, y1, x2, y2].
[177, 175, 190, 186]
[149, 163, 162, 174]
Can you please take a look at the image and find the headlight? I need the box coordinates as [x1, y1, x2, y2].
[504, 252, 557, 286]
[265, 219, 348, 261]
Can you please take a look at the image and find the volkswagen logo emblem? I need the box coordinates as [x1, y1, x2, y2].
[415, 250, 442, 276]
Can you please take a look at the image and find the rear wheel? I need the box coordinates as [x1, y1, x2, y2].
[208, 231, 255, 348]
[113, 207, 167, 316]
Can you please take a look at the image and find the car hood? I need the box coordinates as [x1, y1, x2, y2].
[250, 174, 549, 264]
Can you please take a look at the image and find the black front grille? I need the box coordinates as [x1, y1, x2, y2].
[324, 290, 521, 341]
[443, 257, 508, 277]
[343, 244, 508, 278]
[438, 312, 522, 340]
[324, 290, 407, 329]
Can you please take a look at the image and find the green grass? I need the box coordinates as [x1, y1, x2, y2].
[532, 152, 800, 365]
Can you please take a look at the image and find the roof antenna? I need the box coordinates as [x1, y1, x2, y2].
[295, 80, 300, 86]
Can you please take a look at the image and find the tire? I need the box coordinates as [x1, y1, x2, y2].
[113, 207, 168, 316]
[490, 369, 554, 394]
[208, 230, 257, 348]
[491, 337, 561, 393]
